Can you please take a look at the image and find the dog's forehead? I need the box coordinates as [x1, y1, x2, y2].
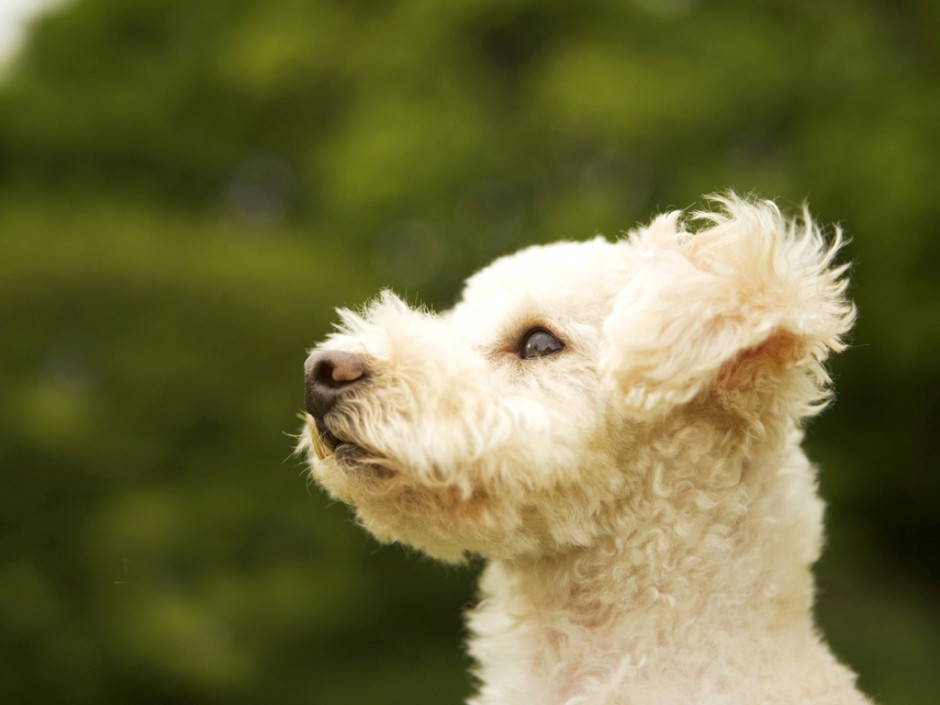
[450, 237, 632, 327]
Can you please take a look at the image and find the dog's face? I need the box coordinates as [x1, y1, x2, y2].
[301, 197, 854, 561]
[302, 238, 636, 561]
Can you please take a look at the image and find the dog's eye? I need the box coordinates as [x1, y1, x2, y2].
[519, 328, 564, 359]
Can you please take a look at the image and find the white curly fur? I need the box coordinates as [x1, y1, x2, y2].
[300, 194, 871, 704]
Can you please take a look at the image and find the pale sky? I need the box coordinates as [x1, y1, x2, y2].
[0, 0, 63, 68]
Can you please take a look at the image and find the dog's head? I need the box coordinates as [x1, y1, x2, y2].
[300, 195, 854, 561]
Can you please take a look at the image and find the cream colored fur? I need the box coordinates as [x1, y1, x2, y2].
[300, 194, 872, 704]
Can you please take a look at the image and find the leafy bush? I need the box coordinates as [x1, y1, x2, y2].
[1, 1, 938, 703]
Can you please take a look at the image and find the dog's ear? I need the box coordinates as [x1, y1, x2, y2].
[601, 195, 855, 419]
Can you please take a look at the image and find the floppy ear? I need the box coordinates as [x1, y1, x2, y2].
[601, 195, 855, 419]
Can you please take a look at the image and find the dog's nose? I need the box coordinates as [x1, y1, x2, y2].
[304, 350, 368, 419]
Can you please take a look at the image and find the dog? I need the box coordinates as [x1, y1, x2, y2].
[300, 194, 872, 704]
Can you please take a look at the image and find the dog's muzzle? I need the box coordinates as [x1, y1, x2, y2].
[304, 350, 368, 446]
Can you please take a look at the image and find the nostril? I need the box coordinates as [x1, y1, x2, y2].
[313, 359, 341, 390]
[313, 354, 366, 389]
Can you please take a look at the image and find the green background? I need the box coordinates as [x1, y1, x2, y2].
[1, 1, 938, 703]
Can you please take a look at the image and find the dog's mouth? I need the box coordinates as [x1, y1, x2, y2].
[308, 415, 396, 479]
[314, 425, 345, 455]
[310, 420, 362, 459]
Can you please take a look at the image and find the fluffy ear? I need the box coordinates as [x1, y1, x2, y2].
[601, 195, 855, 419]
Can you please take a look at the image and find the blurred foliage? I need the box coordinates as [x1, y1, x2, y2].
[1, 0, 938, 703]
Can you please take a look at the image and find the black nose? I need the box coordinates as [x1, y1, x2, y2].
[304, 350, 368, 420]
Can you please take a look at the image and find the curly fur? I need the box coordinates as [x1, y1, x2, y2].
[299, 194, 871, 704]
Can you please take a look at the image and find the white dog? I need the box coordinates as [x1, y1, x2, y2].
[300, 194, 872, 704]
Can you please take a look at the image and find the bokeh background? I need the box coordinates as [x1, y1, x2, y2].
[1, 0, 938, 703]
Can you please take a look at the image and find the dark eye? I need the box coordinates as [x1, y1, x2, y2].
[519, 328, 564, 359]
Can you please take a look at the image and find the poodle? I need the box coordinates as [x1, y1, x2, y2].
[299, 194, 872, 705]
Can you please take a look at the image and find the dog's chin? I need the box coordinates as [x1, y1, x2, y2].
[333, 442, 397, 479]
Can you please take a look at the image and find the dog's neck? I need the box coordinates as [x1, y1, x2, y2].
[466, 424, 848, 703]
